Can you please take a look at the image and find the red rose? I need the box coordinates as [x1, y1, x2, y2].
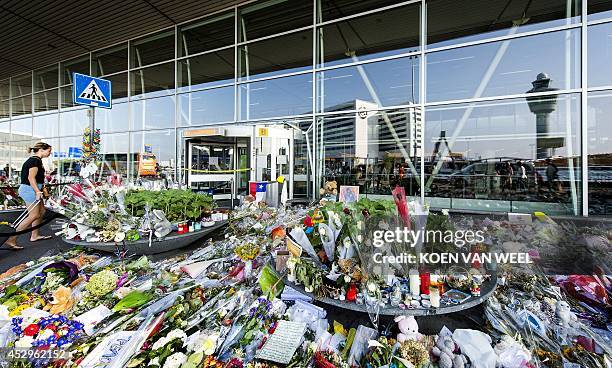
[45, 324, 57, 332]
[304, 215, 313, 227]
[23, 324, 39, 336]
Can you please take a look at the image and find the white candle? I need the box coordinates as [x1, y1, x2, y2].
[430, 286, 441, 308]
[409, 269, 420, 297]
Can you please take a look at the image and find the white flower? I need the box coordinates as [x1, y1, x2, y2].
[318, 227, 326, 237]
[25, 261, 34, 267]
[441, 209, 450, 216]
[149, 357, 160, 367]
[367, 282, 377, 293]
[343, 237, 351, 248]
[15, 336, 34, 348]
[343, 275, 351, 283]
[189, 333, 219, 355]
[151, 336, 170, 351]
[162, 352, 187, 368]
[114, 232, 126, 242]
[38, 329, 54, 340]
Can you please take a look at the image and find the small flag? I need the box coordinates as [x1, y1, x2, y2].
[249, 182, 267, 202]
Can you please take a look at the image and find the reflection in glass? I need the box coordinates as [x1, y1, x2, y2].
[12, 96, 32, 116]
[58, 135, 83, 177]
[59, 108, 88, 137]
[104, 73, 128, 101]
[99, 132, 130, 178]
[0, 121, 9, 141]
[11, 73, 32, 97]
[317, 56, 419, 112]
[11, 117, 32, 140]
[316, 109, 422, 197]
[131, 129, 176, 179]
[588, 23, 612, 88]
[34, 66, 58, 91]
[179, 12, 235, 56]
[131, 30, 175, 68]
[426, 29, 580, 102]
[317, 0, 401, 22]
[60, 85, 75, 108]
[0, 101, 9, 119]
[317, 4, 420, 67]
[427, 0, 580, 48]
[0, 79, 9, 100]
[586, 91, 612, 215]
[239, 73, 312, 120]
[239, 0, 312, 42]
[131, 62, 175, 98]
[588, 0, 612, 21]
[179, 86, 234, 126]
[424, 94, 581, 215]
[92, 43, 128, 76]
[34, 90, 59, 112]
[96, 102, 129, 133]
[61, 56, 89, 85]
[131, 96, 175, 130]
[33, 113, 59, 139]
[178, 49, 234, 91]
[239, 30, 312, 80]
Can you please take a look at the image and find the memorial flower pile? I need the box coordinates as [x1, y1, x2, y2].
[0, 197, 608, 368]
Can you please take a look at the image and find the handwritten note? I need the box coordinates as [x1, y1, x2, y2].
[256, 320, 307, 364]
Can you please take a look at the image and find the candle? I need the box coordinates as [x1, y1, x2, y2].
[409, 269, 420, 297]
[420, 271, 431, 295]
[430, 286, 441, 308]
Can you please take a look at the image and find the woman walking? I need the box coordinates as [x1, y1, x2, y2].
[4, 142, 53, 250]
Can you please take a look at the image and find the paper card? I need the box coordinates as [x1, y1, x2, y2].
[76, 305, 113, 335]
[79, 330, 136, 368]
[338, 185, 359, 203]
[508, 212, 532, 224]
[286, 237, 303, 257]
[256, 320, 307, 364]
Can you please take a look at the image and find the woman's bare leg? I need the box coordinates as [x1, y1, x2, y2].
[30, 202, 50, 241]
[4, 206, 40, 248]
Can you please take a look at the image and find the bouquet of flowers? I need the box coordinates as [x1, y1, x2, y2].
[11, 315, 85, 349]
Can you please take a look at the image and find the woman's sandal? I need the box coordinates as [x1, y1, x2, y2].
[30, 235, 52, 242]
[3, 243, 24, 250]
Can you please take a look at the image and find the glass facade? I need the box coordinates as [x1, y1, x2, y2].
[1, 0, 611, 216]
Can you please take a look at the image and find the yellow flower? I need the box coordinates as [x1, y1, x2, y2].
[9, 304, 29, 317]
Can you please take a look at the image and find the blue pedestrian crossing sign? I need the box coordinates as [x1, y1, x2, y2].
[73, 73, 112, 109]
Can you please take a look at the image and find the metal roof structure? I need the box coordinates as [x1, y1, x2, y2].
[0, 0, 249, 80]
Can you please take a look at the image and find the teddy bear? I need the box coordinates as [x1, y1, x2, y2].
[395, 315, 422, 342]
[319, 180, 338, 197]
[431, 335, 468, 368]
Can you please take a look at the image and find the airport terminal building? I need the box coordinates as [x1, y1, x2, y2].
[0, 0, 611, 216]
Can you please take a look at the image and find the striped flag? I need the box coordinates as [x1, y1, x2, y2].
[249, 182, 267, 202]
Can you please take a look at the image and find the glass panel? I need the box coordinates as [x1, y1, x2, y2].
[96, 102, 129, 133]
[0, 101, 8, 119]
[33, 113, 59, 139]
[104, 72, 128, 102]
[424, 94, 581, 216]
[239, 30, 312, 80]
[34, 66, 59, 91]
[178, 48, 234, 91]
[586, 91, 612, 215]
[12, 96, 32, 116]
[92, 43, 128, 76]
[588, 0, 612, 21]
[427, 0, 581, 48]
[11, 73, 32, 97]
[34, 90, 59, 112]
[316, 108, 422, 197]
[588, 23, 612, 87]
[11, 117, 32, 140]
[239, 0, 313, 42]
[131, 129, 176, 179]
[239, 73, 313, 120]
[131, 30, 175, 68]
[0, 121, 10, 142]
[317, 4, 420, 67]
[427, 29, 580, 103]
[317, 56, 419, 112]
[179, 86, 235, 126]
[99, 133, 130, 178]
[317, 0, 401, 22]
[0, 79, 9, 100]
[131, 96, 175, 130]
[131, 62, 175, 98]
[59, 108, 89, 137]
[58, 135, 83, 177]
[60, 85, 75, 108]
[179, 12, 235, 56]
[9, 140, 37, 176]
[61, 55, 90, 85]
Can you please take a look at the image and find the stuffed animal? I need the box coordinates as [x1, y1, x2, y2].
[319, 180, 338, 197]
[431, 335, 468, 368]
[395, 315, 422, 342]
[555, 300, 578, 329]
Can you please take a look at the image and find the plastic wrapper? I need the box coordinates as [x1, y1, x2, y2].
[348, 325, 378, 366]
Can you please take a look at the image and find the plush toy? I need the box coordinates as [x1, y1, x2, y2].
[555, 300, 578, 329]
[395, 315, 422, 342]
[431, 335, 468, 368]
[319, 180, 338, 197]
